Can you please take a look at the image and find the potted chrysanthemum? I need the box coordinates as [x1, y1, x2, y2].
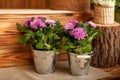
[62, 20, 102, 76]
[17, 16, 63, 74]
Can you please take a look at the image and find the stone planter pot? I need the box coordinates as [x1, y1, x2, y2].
[68, 53, 91, 76]
[32, 50, 56, 74]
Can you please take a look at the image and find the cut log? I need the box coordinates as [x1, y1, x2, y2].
[91, 22, 120, 68]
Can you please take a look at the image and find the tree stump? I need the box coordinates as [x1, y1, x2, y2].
[91, 22, 120, 68]
[117, 25, 120, 65]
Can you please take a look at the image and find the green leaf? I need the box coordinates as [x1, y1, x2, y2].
[36, 30, 43, 37]
[45, 42, 51, 50]
[74, 47, 82, 54]
[41, 35, 47, 42]
[24, 33, 31, 41]
[54, 35, 61, 40]
[16, 23, 27, 32]
[82, 23, 88, 31]
[18, 38, 27, 45]
[82, 44, 92, 54]
[53, 48, 59, 55]
[48, 33, 54, 39]
[79, 21, 83, 26]
[62, 45, 70, 51]
[116, 0, 120, 7]
[115, 0, 120, 22]
[24, 31, 35, 41]
[36, 40, 44, 49]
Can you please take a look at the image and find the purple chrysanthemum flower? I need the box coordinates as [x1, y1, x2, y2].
[45, 19, 56, 26]
[86, 21, 97, 28]
[30, 21, 38, 30]
[69, 27, 87, 40]
[25, 18, 33, 26]
[64, 22, 75, 30]
[37, 16, 46, 19]
[69, 20, 79, 26]
[34, 19, 46, 28]
[30, 18, 47, 30]
[64, 20, 79, 30]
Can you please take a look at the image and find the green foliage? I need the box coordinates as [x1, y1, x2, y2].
[115, 0, 120, 22]
[116, 0, 120, 7]
[115, 5, 120, 12]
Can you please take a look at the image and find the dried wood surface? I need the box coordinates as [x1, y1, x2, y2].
[99, 65, 120, 80]
[0, 0, 49, 9]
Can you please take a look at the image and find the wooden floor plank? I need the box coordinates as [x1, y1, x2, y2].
[99, 65, 120, 79]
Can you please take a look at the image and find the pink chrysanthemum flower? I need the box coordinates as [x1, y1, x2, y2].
[30, 18, 46, 30]
[64, 20, 79, 30]
[64, 22, 75, 30]
[34, 19, 46, 28]
[69, 27, 87, 40]
[69, 20, 79, 26]
[45, 19, 56, 26]
[25, 18, 33, 26]
[86, 21, 97, 28]
[30, 21, 38, 30]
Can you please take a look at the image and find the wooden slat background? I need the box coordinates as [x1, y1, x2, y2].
[0, 11, 93, 67]
[0, 0, 94, 68]
[0, 0, 49, 9]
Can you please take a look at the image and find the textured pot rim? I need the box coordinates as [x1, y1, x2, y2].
[33, 49, 54, 52]
[68, 53, 91, 59]
[68, 52, 93, 57]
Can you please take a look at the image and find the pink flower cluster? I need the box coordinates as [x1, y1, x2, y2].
[25, 17, 56, 30]
[86, 21, 96, 28]
[64, 20, 79, 30]
[64, 20, 87, 40]
[69, 28, 87, 40]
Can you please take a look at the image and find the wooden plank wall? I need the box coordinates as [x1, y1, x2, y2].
[0, 0, 49, 9]
[0, 12, 89, 67]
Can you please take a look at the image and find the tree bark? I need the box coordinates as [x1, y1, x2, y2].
[117, 25, 120, 64]
[91, 23, 120, 68]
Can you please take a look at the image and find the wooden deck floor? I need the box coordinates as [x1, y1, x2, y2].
[100, 65, 120, 80]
